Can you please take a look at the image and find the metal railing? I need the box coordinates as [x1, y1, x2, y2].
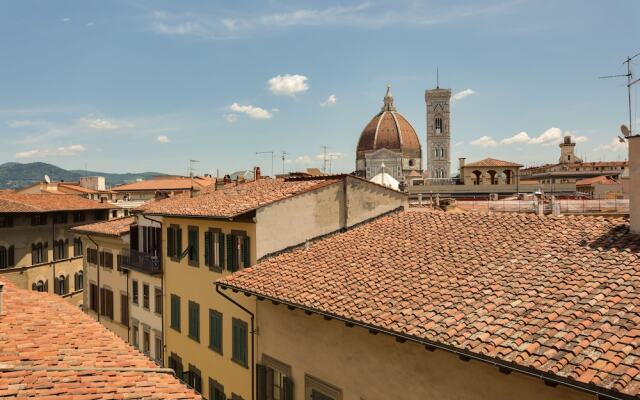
[122, 249, 162, 274]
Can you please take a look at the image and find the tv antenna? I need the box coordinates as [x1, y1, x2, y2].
[321, 145, 328, 173]
[43, 174, 51, 183]
[255, 151, 275, 177]
[188, 159, 199, 178]
[600, 51, 640, 139]
[281, 151, 288, 174]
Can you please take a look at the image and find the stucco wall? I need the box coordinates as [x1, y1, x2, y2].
[256, 303, 594, 400]
[129, 269, 163, 363]
[629, 136, 640, 233]
[344, 176, 406, 226]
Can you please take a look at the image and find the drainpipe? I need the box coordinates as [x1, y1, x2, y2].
[216, 285, 255, 400]
[87, 234, 100, 322]
[142, 214, 165, 365]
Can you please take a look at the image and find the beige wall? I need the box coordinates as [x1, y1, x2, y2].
[82, 234, 130, 341]
[256, 302, 593, 400]
[344, 176, 407, 227]
[129, 269, 163, 364]
[629, 136, 640, 233]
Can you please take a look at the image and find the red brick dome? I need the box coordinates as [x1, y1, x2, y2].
[356, 86, 422, 160]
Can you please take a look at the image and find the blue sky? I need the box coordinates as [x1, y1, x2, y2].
[0, 0, 638, 176]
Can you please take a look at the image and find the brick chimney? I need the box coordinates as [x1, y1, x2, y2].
[254, 166, 261, 180]
[629, 135, 640, 233]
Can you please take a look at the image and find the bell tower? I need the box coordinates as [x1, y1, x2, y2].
[426, 84, 452, 179]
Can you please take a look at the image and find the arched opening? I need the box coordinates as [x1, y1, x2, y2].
[504, 170, 513, 185]
[56, 275, 67, 295]
[435, 117, 443, 134]
[75, 271, 84, 291]
[74, 237, 83, 257]
[488, 170, 498, 185]
[472, 170, 482, 185]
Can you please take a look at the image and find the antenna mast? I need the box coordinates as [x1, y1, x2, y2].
[600, 51, 640, 136]
[321, 145, 328, 173]
[256, 151, 275, 177]
[281, 151, 288, 175]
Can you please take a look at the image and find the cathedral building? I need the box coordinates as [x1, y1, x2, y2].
[356, 86, 422, 181]
[425, 87, 452, 179]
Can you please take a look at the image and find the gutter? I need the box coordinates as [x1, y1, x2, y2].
[215, 283, 634, 400]
[216, 285, 255, 400]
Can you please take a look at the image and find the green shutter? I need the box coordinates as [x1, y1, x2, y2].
[209, 310, 222, 353]
[204, 231, 211, 266]
[256, 364, 267, 400]
[177, 228, 183, 258]
[167, 227, 174, 257]
[242, 236, 250, 268]
[226, 235, 234, 271]
[218, 233, 225, 268]
[282, 376, 294, 400]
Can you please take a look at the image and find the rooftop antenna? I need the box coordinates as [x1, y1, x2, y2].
[321, 145, 328, 173]
[256, 151, 275, 177]
[188, 159, 199, 178]
[281, 151, 288, 175]
[44, 174, 51, 183]
[600, 51, 640, 139]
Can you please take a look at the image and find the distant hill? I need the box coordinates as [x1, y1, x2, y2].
[0, 162, 165, 189]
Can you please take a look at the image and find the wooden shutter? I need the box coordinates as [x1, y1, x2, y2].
[99, 288, 105, 315]
[226, 235, 234, 271]
[43, 242, 48, 262]
[256, 364, 267, 400]
[242, 237, 250, 268]
[282, 377, 294, 400]
[204, 231, 211, 266]
[121, 294, 129, 325]
[106, 253, 113, 268]
[44, 280, 48, 292]
[130, 225, 139, 251]
[167, 227, 174, 257]
[177, 228, 183, 258]
[65, 275, 69, 294]
[8, 246, 14, 267]
[218, 233, 225, 268]
[107, 290, 114, 319]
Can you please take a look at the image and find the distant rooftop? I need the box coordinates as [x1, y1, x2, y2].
[111, 176, 214, 192]
[71, 216, 135, 237]
[0, 193, 115, 213]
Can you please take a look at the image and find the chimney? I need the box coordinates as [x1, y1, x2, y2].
[459, 157, 466, 169]
[254, 166, 261, 180]
[0, 282, 4, 315]
[629, 135, 640, 233]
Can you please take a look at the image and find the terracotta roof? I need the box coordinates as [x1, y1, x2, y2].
[463, 158, 523, 168]
[112, 176, 214, 192]
[141, 177, 340, 218]
[71, 216, 135, 237]
[219, 211, 640, 398]
[0, 280, 201, 399]
[356, 88, 421, 159]
[0, 193, 115, 213]
[522, 161, 628, 172]
[576, 176, 619, 186]
[58, 183, 99, 194]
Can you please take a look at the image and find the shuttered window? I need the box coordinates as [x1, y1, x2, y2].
[132, 280, 139, 305]
[188, 301, 200, 342]
[209, 379, 226, 400]
[170, 294, 181, 331]
[121, 293, 129, 326]
[99, 287, 114, 319]
[188, 226, 199, 266]
[231, 318, 248, 367]
[257, 362, 294, 400]
[168, 353, 183, 380]
[205, 230, 224, 272]
[143, 283, 150, 309]
[154, 287, 162, 314]
[209, 309, 223, 354]
[89, 283, 98, 312]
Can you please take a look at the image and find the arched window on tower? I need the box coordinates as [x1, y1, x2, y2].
[435, 117, 443, 134]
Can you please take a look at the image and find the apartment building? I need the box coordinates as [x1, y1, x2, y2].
[140, 175, 406, 399]
[0, 192, 115, 305]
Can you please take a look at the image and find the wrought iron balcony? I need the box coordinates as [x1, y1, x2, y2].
[122, 249, 162, 275]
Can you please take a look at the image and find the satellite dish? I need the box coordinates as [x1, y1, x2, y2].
[621, 124, 631, 138]
[43, 174, 51, 183]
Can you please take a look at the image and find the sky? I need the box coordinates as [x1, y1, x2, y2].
[0, 0, 639, 177]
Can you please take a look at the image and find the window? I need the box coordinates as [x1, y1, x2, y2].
[73, 212, 85, 223]
[155, 336, 163, 365]
[132, 324, 139, 348]
[0, 215, 14, 228]
[99, 287, 114, 319]
[132, 280, 140, 305]
[232, 318, 248, 367]
[121, 293, 129, 326]
[111, 210, 118, 218]
[188, 226, 199, 266]
[187, 365, 202, 393]
[33, 280, 46, 292]
[89, 283, 98, 312]
[209, 379, 225, 400]
[86, 247, 98, 264]
[74, 271, 83, 291]
[0, 246, 15, 269]
[188, 301, 200, 342]
[143, 283, 150, 309]
[73, 237, 83, 257]
[31, 214, 47, 226]
[226, 233, 250, 272]
[53, 213, 67, 224]
[54, 275, 67, 295]
[257, 358, 293, 400]
[31, 242, 47, 264]
[205, 229, 224, 271]
[94, 211, 107, 221]
[167, 225, 182, 260]
[435, 117, 442, 134]
[170, 294, 181, 331]
[168, 353, 183, 380]
[154, 287, 162, 315]
[53, 239, 68, 261]
[99, 251, 113, 269]
[143, 329, 151, 355]
[305, 375, 342, 400]
[209, 309, 223, 354]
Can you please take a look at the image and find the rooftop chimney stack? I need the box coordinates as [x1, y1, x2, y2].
[254, 166, 261, 181]
[629, 135, 640, 233]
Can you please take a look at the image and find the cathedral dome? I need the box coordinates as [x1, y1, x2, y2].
[356, 86, 422, 160]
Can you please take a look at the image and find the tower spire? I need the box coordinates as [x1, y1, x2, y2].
[436, 67, 439, 89]
[382, 84, 396, 112]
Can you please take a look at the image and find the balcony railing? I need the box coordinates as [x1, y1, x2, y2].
[122, 249, 162, 274]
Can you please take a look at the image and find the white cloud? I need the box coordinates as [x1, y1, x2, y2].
[229, 103, 272, 119]
[151, 11, 204, 36]
[500, 131, 530, 145]
[452, 88, 476, 101]
[157, 135, 170, 143]
[294, 155, 312, 164]
[454, 141, 465, 147]
[573, 135, 589, 143]
[260, 3, 372, 27]
[268, 74, 309, 97]
[320, 94, 337, 107]
[61, 17, 70, 23]
[528, 127, 563, 145]
[470, 136, 497, 148]
[222, 19, 239, 30]
[224, 114, 238, 123]
[594, 137, 628, 152]
[15, 144, 86, 159]
[271, 108, 280, 112]
[79, 117, 121, 130]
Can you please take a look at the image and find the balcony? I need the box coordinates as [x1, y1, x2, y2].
[122, 249, 162, 275]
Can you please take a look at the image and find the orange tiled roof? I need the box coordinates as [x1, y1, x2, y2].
[71, 216, 135, 237]
[112, 176, 214, 192]
[141, 177, 340, 218]
[576, 176, 619, 186]
[0, 193, 115, 213]
[0, 280, 201, 399]
[219, 211, 640, 398]
[464, 158, 523, 168]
